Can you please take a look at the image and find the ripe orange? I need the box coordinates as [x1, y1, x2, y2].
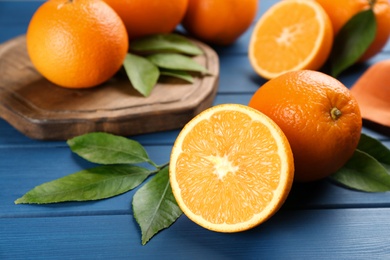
[170, 104, 294, 232]
[248, 0, 333, 80]
[26, 0, 128, 89]
[182, 0, 258, 45]
[249, 70, 362, 182]
[315, 0, 390, 61]
[103, 0, 189, 40]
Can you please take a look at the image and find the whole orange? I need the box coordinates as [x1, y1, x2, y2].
[103, 0, 189, 40]
[249, 70, 362, 182]
[182, 0, 258, 45]
[26, 0, 128, 89]
[315, 0, 390, 61]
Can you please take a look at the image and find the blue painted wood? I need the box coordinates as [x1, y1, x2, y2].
[2, 0, 390, 258]
[0, 1, 42, 43]
[2, 208, 390, 259]
[2, 141, 390, 219]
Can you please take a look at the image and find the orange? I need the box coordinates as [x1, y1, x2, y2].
[26, 0, 128, 89]
[248, 0, 333, 80]
[249, 70, 362, 182]
[103, 0, 189, 40]
[315, 0, 390, 61]
[182, 0, 258, 45]
[169, 104, 294, 232]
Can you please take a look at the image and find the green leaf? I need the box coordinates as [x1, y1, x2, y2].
[130, 33, 203, 56]
[330, 150, 390, 192]
[357, 133, 390, 170]
[133, 166, 182, 245]
[15, 165, 151, 204]
[147, 53, 210, 75]
[123, 53, 160, 97]
[67, 132, 154, 166]
[160, 69, 194, 83]
[330, 9, 376, 77]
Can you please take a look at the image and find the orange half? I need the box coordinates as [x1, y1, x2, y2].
[248, 0, 333, 79]
[169, 104, 294, 232]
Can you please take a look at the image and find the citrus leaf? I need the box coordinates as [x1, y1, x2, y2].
[133, 166, 182, 245]
[130, 33, 203, 56]
[147, 53, 210, 74]
[67, 132, 153, 166]
[330, 150, 390, 192]
[160, 69, 194, 83]
[15, 165, 152, 204]
[357, 133, 390, 170]
[330, 9, 376, 77]
[123, 53, 160, 97]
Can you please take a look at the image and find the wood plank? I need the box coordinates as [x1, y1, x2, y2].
[0, 93, 253, 146]
[0, 1, 42, 26]
[1, 208, 390, 259]
[2, 144, 390, 218]
[217, 53, 390, 94]
[0, 145, 169, 217]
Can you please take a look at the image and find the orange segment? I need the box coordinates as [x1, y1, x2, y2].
[248, 0, 333, 79]
[169, 104, 294, 232]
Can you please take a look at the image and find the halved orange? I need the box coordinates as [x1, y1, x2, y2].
[169, 104, 294, 232]
[248, 0, 333, 79]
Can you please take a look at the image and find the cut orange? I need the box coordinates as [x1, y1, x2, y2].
[248, 0, 333, 79]
[169, 104, 294, 232]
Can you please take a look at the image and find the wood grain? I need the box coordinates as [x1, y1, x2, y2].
[2, 209, 390, 259]
[0, 35, 219, 140]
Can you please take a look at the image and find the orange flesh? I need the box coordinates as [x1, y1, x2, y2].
[170, 105, 294, 231]
[249, 0, 333, 79]
[252, 3, 321, 73]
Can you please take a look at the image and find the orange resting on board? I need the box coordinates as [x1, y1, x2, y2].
[26, 0, 128, 89]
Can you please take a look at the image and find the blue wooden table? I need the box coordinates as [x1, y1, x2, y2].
[2, 1, 390, 259]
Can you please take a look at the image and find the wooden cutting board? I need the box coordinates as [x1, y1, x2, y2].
[0, 35, 219, 140]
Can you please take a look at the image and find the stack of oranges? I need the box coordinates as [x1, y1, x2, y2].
[26, 0, 258, 89]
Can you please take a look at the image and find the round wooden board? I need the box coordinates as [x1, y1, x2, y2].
[0, 35, 219, 140]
